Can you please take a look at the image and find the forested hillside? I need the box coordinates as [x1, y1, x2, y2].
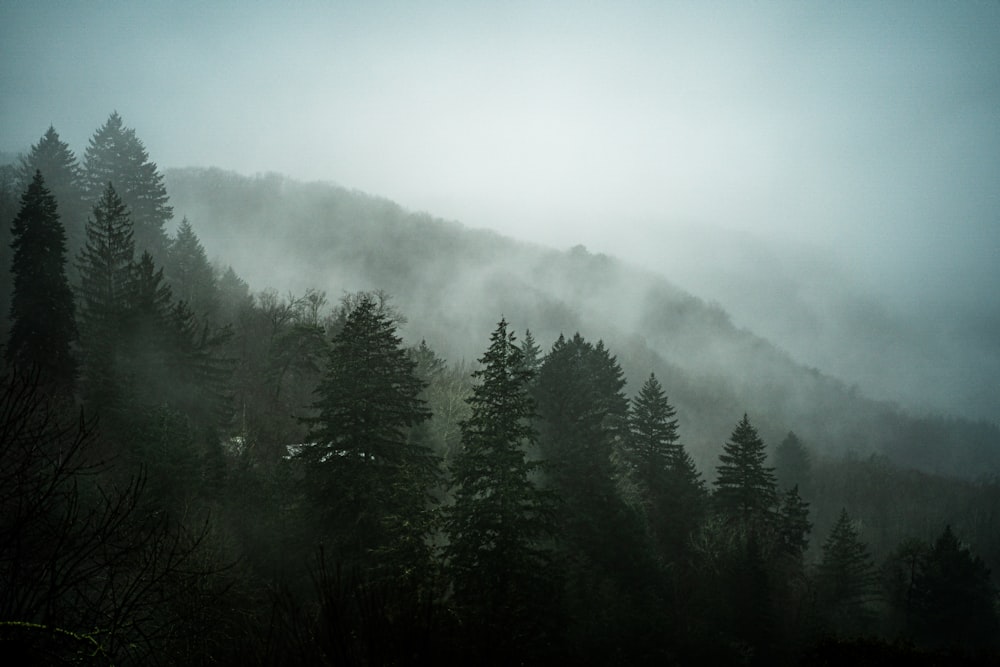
[1, 116, 999, 665]
[166, 166, 1000, 480]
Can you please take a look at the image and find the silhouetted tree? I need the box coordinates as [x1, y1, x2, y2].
[816, 509, 877, 637]
[17, 126, 87, 261]
[714, 414, 778, 526]
[76, 182, 134, 407]
[5, 172, 77, 393]
[300, 292, 435, 575]
[623, 372, 706, 561]
[518, 328, 542, 376]
[445, 318, 560, 662]
[83, 112, 172, 260]
[166, 217, 217, 321]
[911, 525, 999, 650]
[774, 431, 812, 496]
[776, 485, 811, 560]
[535, 333, 661, 661]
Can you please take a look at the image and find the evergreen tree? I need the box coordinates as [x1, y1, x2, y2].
[76, 182, 134, 407]
[445, 318, 560, 661]
[165, 217, 217, 321]
[535, 333, 661, 661]
[714, 414, 778, 525]
[518, 328, 542, 376]
[623, 373, 706, 560]
[119, 251, 175, 403]
[5, 172, 77, 391]
[17, 126, 87, 262]
[83, 112, 172, 260]
[776, 485, 811, 560]
[774, 431, 812, 495]
[300, 292, 435, 573]
[816, 509, 877, 637]
[911, 525, 999, 649]
[215, 264, 251, 325]
[535, 334, 628, 515]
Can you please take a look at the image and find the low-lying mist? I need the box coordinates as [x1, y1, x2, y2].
[165, 167, 1000, 479]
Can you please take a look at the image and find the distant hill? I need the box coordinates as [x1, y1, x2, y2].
[165, 167, 1000, 479]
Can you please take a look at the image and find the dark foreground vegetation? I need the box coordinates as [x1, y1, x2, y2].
[1, 115, 998, 665]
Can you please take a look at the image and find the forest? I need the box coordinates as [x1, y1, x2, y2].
[1, 114, 999, 665]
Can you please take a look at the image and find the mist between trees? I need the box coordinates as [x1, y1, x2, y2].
[1, 115, 999, 665]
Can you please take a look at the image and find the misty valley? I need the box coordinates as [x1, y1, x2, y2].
[2, 115, 1000, 665]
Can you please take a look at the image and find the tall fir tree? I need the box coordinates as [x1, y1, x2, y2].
[623, 373, 706, 561]
[774, 431, 812, 496]
[816, 508, 877, 637]
[776, 485, 811, 560]
[445, 318, 560, 661]
[165, 217, 217, 321]
[518, 328, 542, 376]
[535, 333, 628, 517]
[911, 525, 999, 649]
[535, 333, 661, 661]
[5, 172, 77, 392]
[83, 112, 172, 261]
[714, 414, 778, 526]
[300, 292, 435, 573]
[17, 126, 87, 263]
[76, 182, 135, 407]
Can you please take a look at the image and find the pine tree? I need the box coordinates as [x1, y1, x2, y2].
[714, 414, 778, 525]
[165, 217, 217, 321]
[774, 431, 812, 495]
[445, 318, 560, 660]
[624, 373, 677, 490]
[76, 182, 135, 407]
[119, 251, 174, 402]
[83, 112, 172, 261]
[816, 508, 876, 637]
[5, 172, 77, 391]
[518, 328, 542, 376]
[17, 126, 87, 262]
[912, 525, 999, 649]
[300, 292, 435, 572]
[535, 333, 660, 660]
[535, 333, 628, 513]
[623, 373, 706, 559]
[776, 485, 811, 559]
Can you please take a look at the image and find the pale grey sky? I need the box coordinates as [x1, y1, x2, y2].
[2, 1, 999, 420]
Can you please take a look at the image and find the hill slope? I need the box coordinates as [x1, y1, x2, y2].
[165, 167, 999, 479]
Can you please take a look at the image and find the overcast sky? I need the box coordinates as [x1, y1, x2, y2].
[2, 1, 999, 421]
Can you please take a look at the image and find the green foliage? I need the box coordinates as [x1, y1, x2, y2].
[5, 172, 77, 392]
[76, 182, 135, 407]
[774, 430, 812, 495]
[622, 372, 707, 562]
[445, 319, 561, 659]
[817, 509, 878, 637]
[300, 292, 436, 574]
[83, 112, 172, 260]
[776, 485, 811, 559]
[17, 126, 87, 262]
[518, 328, 542, 376]
[166, 217, 218, 321]
[714, 414, 778, 526]
[911, 526, 999, 649]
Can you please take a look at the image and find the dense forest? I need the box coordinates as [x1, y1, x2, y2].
[1, 114, 999, 665]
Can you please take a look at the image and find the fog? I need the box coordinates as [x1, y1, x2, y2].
[2, 1, 999, 422]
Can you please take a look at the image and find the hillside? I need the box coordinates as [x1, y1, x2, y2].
[165, 167, 1000, 479]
